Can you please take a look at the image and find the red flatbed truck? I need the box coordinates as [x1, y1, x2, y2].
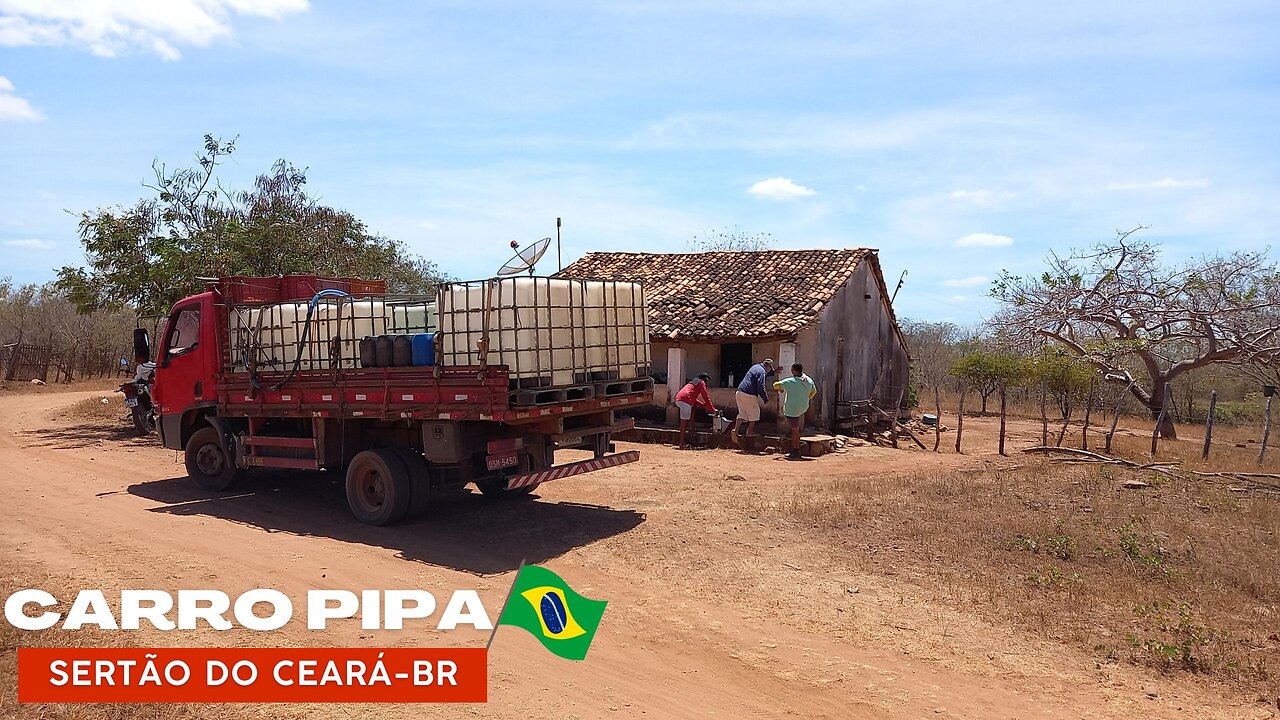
[150, 275, 653, 525]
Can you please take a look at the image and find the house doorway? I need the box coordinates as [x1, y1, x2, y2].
[720, 343, 752, 389]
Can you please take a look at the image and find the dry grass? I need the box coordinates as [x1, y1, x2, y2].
[59, 394, 127, 423]
[734, 462, 1280, 695]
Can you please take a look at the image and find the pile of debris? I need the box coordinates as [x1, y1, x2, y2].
[907, 418, 948, 435]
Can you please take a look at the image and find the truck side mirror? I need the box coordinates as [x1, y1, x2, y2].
[133, 328, 152, 364]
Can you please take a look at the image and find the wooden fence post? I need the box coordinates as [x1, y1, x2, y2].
[1106, 380, 1134, 454]
[1039, 381, 1049, 447]
[39, 342, 53, 384]
[1202, 390, 1217, 460]
[1081, 378, 1096, 451]
[4, 328, 22, 381]
[1259, 393, 1274, 466]
[891, 385, 905, 450]
[955, 388, 966, 454]
[1151, 383, 1172, 456]
[933, 386, 941, 452]
[998, 383, 1008, 456]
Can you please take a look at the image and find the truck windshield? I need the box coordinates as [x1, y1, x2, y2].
[166, 308, 201, 357]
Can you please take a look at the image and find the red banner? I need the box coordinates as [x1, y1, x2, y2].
[18, 647, 487, 703]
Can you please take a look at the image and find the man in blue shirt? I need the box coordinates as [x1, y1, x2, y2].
[732, 358, 774, 445]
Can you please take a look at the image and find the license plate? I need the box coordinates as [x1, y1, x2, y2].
[485, 452, 519, 472]
[124, 397, 139, 408]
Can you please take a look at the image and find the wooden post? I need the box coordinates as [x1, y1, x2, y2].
[39, 336, 54, 384]
[1151, 383, 1172, 456]
[4, 328, 22, 381]
[1105, 380, 1134, 454]
[1081, 377, 1096, 451]
[998, 383, 1008, 456]
[933, 386, 941, 452]
[1259, 393, 1274, 466]
[1039, 380, 1049, 446]
[954, 387, 966, 454]
[1202, 390, 1217, 460]
[891, 384, 907, 450]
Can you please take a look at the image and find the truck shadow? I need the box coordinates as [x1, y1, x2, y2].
[127, 473, 645, 576]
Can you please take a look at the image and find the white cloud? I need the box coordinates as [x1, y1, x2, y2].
[949, 189, 1016, 204]
[0, 75, 42, 121]
[947, 295, 967, 303]
[747, 177, 817, 199]
[4, 238, 53, 249]
[1106, 177, 1211, 191]
[941, 275, 988, 288]
[418, 220, 437, 230]
[0, 0, 310, 60]
[955, 232, 1014, 247]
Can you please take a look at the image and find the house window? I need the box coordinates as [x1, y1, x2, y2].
[720, 343, 752, 389]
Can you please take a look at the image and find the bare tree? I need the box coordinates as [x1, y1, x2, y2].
[901, 320, 963, 450]
[992, 228, 1280, 438]
[689, 226, 773, 252]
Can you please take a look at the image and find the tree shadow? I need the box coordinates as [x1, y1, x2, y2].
[18, 421, 155, 450]
[127, 472, 645, 576]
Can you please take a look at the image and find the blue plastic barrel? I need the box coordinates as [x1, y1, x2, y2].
[411, 332, 435, 366]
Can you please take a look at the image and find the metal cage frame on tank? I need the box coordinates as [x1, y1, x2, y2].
[434, 276, 652, 405]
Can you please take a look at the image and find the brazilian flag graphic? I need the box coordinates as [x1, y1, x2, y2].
[495, 564, 607, 660]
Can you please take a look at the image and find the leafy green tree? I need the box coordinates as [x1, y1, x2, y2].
[949, 350, 1022, 413]
[58, 135, 447, 315]
[1020, 349, 1096, 422]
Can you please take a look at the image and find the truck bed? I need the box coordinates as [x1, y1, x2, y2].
[216, 366, 653, 423]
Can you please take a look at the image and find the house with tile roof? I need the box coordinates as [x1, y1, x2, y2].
[557, 248, 910, 431]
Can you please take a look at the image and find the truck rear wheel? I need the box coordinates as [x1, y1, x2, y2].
[390, 447, 432, 520]
[345, 449, 412, 526]
[184, 426, 242, 492]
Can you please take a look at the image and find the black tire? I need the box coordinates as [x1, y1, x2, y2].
[184, 426, 242, 491]
[131, 407, 150, 436]
[390, 447, 432, 520]
[345, 449, 412, 526]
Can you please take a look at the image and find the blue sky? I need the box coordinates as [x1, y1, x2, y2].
[2, 1, 1278, 323]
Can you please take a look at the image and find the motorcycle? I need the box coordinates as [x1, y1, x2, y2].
[118, 361, 156, 436]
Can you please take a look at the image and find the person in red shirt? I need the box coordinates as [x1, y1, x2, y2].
[674, 372, 716, 449]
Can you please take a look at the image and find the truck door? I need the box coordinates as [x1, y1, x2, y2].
[153, 296, 215, 450]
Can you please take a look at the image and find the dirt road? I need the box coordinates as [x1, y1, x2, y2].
[0, 391, 1265, 719]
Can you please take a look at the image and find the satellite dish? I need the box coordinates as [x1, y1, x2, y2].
[497, 237, 552, 277]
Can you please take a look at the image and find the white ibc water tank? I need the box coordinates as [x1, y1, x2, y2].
[312, 299, 387, 369]
[582, 280, 609, 377]
[386, 301, 437, 335]
[226, 307, 260, 372]
[437, 277, 646, 386]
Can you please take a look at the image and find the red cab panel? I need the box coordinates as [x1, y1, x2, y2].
[153, 292, 219, 449]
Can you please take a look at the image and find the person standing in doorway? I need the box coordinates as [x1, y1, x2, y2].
[773, 362, 817, 459]
[732, 358, 774, 446]
[674, 373, 716, 449]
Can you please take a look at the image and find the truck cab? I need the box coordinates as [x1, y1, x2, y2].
[153, 292, 220, 452]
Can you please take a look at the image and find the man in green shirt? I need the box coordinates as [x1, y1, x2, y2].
[772, 363, 817, 460]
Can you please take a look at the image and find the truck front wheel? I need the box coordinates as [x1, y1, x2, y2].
[345, 449, 412, 526]
[184, 426, 242, 492]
